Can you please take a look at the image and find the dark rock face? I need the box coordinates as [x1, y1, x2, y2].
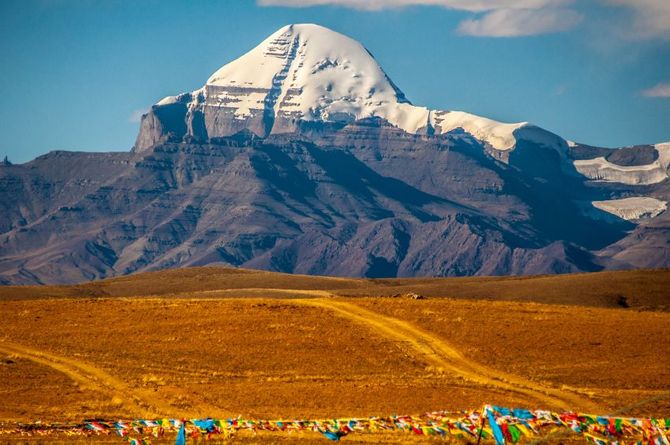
[568, 143, 659, 167]
[1, 121, 668, 285]
[605, 145, 659, 167]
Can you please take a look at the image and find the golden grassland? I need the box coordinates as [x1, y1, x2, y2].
[0, 267, 668, 443]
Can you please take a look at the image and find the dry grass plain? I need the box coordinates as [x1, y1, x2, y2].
[0, 267, 669, 443]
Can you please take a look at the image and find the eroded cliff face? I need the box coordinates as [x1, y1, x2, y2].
[4, 117, 665, 286]
[5, 114, 670, 285]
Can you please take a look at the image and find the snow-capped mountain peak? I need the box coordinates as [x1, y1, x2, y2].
[140, 24, 534, 152]
[203, 23, 430, 136]
[207, 24, 410, 111]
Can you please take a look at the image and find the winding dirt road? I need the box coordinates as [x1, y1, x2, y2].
[0, 341, 184, 418]
[200, 287, 600, 411]
[0, 290, 600, 418]
[292, 296, 600, 412]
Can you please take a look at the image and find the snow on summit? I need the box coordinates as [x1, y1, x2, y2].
[153, 24, 531, 151]
[206, 24, 415, 122]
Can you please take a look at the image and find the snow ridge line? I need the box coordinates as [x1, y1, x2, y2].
[263, 29, 301, 136]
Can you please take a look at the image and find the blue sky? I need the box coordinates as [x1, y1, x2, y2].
[1, 0, 669, 163]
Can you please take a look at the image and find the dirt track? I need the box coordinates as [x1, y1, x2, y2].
[0, 341, 185, 418]
[294, 298, 599, 412]
[0, 290, 600, 418]
[216, 288, 600, 410]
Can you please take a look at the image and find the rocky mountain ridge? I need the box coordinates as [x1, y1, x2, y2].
[1, 24, 668, 285]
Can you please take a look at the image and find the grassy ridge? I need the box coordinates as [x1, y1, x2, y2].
[1, 267, 668, 310]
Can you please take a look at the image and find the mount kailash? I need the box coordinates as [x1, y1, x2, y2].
[1, 24, 668, 285]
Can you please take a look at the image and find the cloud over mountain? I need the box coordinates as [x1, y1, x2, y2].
[604, 0, 670, 39]
[257, 0, 573, 12]
[457, 7, 581, 37]
[258, 0, 581, 36]
[642, 83, 670, 98]
[260, 0, 670, 39]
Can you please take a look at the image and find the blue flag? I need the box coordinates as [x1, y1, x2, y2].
[487, 408, 505, 445]
[175, 422, 186, 445]
[322, 430, 341, 441]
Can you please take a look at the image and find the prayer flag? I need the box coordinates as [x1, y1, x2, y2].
[175, 423, 186, 445]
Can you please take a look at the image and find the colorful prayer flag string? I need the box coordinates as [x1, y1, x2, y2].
[0, 405, 667, 444]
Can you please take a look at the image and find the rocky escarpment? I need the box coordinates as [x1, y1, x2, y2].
[1, 128, 629, 285]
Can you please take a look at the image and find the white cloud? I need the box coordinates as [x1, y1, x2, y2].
[641, 83, 670, 98]
[258, 0, 571, 12]
[258, 0, 581, 36]
[260, 0, 670, 39]
[603, 0, 670, 39]
[457, 7, 581, 36]
[128, 109, 147, 123]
